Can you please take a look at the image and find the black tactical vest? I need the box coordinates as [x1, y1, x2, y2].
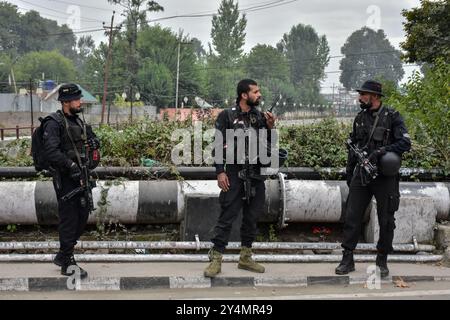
[224, 106, 268, 169]
[53, 111, 87, 163]
[353, 107, 395, 153]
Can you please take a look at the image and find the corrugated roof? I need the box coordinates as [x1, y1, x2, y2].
[43, 84, 98, 104]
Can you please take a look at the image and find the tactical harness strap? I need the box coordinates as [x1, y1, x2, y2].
[363, 106, 384, 150]
[59, 110, 85, 169]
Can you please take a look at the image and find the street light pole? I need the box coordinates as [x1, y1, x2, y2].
[175, 42, 181, 112]
[29, 78, 34, 130]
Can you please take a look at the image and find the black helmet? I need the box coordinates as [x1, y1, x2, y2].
[379, 151, 402, 176]
[278, 148, 288, 167]
[261, 147, 288, 168]
[58, 83, 83, 102]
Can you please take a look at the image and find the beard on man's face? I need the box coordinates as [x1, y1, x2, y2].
[247, 97, 260, 107]
[69, 106, 82, 114]
[359, 99, 372, 110]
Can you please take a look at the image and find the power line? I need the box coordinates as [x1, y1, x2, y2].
[13, 4, 98, 24]
[45, 0, 118, 13]
[16, 0, 105, 23]
[146, 0, 300, 24]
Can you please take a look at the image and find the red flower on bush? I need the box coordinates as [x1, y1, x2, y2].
[312, 226, 332, 241]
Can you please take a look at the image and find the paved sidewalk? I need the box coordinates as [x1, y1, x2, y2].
[1, 262, 450, 292]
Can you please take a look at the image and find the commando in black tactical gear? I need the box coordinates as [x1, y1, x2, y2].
[42, 83, 100, 279]
[204, 79, 277, 278]
[336, 80, 411, 278]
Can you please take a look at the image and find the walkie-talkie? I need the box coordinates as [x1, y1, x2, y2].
[267, 95, 282, 114]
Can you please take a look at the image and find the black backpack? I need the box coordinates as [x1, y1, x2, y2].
[31, 111, 64, 171]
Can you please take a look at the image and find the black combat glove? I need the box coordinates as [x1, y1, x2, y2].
[87, 137, 100, 150]
[346, 175, 352, 188]
[368, 147, 387, 164]
[68, 161, 81, 180]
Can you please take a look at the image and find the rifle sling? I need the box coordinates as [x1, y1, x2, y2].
[60, 111, 84, 169]
[363, 106, 384, 150]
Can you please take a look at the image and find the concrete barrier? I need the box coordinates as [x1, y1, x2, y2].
[0, 180, 448, 244]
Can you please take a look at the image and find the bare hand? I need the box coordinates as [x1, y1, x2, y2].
[264, 112, 276, 129]
[217, 173, 230, 192]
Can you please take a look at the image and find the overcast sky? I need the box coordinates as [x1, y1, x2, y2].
[7, 0, 422, 93]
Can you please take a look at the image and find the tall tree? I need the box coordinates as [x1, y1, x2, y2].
[108, 0, 163, 95]
[137, 25, 205, 106]
[207, 0, 247, 106]
[245, 44, 290, 82]
[211, 0, 247, 64]
[15, 50, 76, 83]
[401, 0, 450, 64]
[244, 44, 296, 112]
[339, 27, 404, 90]
[77, 36, 95, 61]
[191, 37, 206, 61]
[0, 2, 77, 58]
[277, 24, 330, 103]
[0, 53, 12, 93]
[0, 2, 21, 54]
[76, 35, 95, 71]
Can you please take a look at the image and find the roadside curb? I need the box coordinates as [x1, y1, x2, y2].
[1, 275, 450, 292]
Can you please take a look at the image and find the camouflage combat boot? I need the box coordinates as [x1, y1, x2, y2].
[204, 248, 223, 278]
[238, 247, 265, 273]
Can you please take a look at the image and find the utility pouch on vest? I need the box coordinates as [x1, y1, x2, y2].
[372, 127, 387, 142]
[68, 126, 83, 143]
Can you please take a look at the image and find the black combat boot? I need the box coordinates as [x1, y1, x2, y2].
[335, 249, 355, 275]
[61, 255, 88, 279]
[376, 253, 389, 278]
[53, 251, 66, 267]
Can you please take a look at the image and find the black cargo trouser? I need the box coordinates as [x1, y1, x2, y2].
[212, 168, 266, 253]
[52, 172, 90, 259]
[342, 173, 400, 254]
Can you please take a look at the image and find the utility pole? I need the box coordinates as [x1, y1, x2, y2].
[175, 42, 181, 113]
[101, 11, 117, 125]
[11, 68, 17, 95]
[29, 79, 34, 130]
[130, 86, 133, 123]
[331, 83, 335, 104]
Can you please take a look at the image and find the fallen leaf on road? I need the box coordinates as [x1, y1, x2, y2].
[394, 277, 410, 288]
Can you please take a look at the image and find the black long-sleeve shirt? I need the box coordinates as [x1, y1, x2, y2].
[346, 105, 411, 178]
[42, 112, 98, 171]
[214, 105, 272, 175]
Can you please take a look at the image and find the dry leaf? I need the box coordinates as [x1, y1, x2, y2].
[394, 277, 410, 288]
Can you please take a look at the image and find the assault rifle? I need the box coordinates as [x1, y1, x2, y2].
[347, 139, 378, 186]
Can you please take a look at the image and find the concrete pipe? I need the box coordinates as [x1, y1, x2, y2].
[0, 180, 181, 225]
[0, 254, 443, 263]
[400, 182, 450, 221]
[279, 181, 450, 225]
[0, 179, 448, 226]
